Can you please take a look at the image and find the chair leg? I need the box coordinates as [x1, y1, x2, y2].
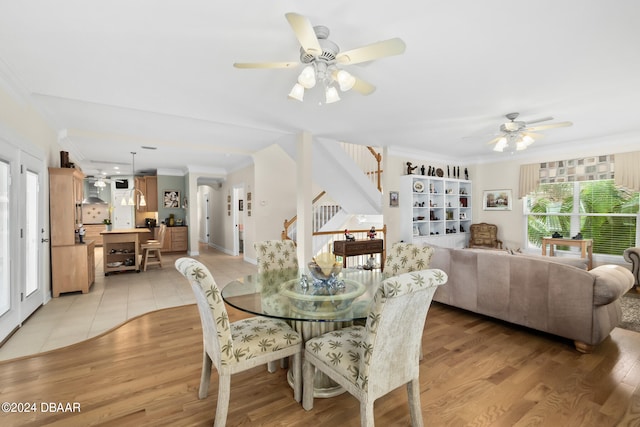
[407, 379, 424, 427]
[292, 351, 302, 403]
[199, 350, 212, 399]
[214, 373, 231, 427]
[142, 249, 149, 272]
[267, 361, 277, 373]
[302, 357, 315, 410]
[360, 400, 375, 427]
[155, 248, 163, 268]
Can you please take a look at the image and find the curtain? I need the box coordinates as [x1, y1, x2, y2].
[614, 151, 640, 192]
[519, 163, 539, 199]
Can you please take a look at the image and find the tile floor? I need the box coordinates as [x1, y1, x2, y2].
[0, 244, 257, 361]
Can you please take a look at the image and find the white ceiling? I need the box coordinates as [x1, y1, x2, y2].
[1, 1, 639, 177]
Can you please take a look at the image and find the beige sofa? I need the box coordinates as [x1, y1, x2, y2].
[429, 247, 634, 353]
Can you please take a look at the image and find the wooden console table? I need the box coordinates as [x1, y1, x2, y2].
[541, 237, 593, 270]
[333, 239, 385, 271]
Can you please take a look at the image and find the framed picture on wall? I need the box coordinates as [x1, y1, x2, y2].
[389, 191, 399, 207]
[163, 190, 180, 208]
[483, 189, 512, 211]
[239, 200, 244, 211]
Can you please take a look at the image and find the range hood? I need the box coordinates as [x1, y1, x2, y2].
[82, 195, 107, 204]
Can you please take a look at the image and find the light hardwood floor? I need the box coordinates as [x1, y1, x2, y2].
[2, 279, 640, 425]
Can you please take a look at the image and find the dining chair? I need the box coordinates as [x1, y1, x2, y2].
[302, 269, 448, 427]
[254, 239, 299, 273]
[254, 239, 299, 372]
[384, 242, 435, 276]
[175, 257, 303, 427]
[140, 224, 166, 271]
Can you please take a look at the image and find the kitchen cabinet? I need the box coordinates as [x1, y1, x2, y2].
[153, 226, 188, 252]
[51, 241, 95, 297]
[49, 167, 96, 297]
[101, 228, 150, 275]
[134, 176, 158, 212]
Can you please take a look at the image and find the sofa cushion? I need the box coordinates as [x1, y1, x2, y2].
[591, 265, 635, 305]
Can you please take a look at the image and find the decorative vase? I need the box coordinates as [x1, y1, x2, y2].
[105, 224, 112, 231]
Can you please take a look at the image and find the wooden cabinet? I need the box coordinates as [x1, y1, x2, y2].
[134, 176, 158, 212]
[153, 226, 188, 252]
[400, 175, 472, 249]
[144, 176, 158, 211]
[49, 167, 85, 246]
[333, 239, 385, 270]
[170, 226, 188, 252]
[49, 167, 96, 297]
[51, 240, 95, 297]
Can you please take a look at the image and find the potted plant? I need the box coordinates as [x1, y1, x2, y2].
[103, 218, 112, 231]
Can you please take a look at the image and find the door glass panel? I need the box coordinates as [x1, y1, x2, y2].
[25, 170, 38, 296]
[0, 160, 9, 315]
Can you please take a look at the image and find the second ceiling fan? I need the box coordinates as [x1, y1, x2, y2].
[233, 13, 406, 103]
[488, 112, 573, 152]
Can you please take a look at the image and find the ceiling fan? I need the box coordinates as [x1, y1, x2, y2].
[233, 13, 406, 103]
[488, 112, 573, 152]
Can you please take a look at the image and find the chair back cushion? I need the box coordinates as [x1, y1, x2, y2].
[385, 242, 434, 275]
[469, 222, 500, 248]
[361, 269, 447, 395]
[254, 240, 298, 273]
[175, 257, 234, 366]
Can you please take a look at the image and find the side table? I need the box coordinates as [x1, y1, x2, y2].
[541, 237, 593, 270]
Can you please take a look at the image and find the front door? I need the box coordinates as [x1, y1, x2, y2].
[20, 152, 46, 321]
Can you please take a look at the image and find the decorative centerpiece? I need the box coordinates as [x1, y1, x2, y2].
[280, 253, 365, 316]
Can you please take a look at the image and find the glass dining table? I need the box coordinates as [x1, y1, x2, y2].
[221, 267, 384, 397]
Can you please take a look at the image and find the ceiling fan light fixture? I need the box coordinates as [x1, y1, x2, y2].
[325, 86, 340, 104]
[493, 137, 507, 152]
[288, 83, 305, 101]
[336, 69, 355, 91]
[94, 179, 106, 188]
[297, 65, 316, 88]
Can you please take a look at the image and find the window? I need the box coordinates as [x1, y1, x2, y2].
[526, 180, 639, 256]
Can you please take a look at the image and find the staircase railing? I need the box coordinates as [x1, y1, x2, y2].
[282, 191, 342, 241]
[281, 145, 383, 240]
[339, 143, 383, 191]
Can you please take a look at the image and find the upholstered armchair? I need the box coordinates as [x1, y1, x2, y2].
[384, 242, 435, 276]
[624, 247, 640, 287]
[469, 222, 503, 249]
[175, 258, 302, 427]
[302, 269, 448, 426]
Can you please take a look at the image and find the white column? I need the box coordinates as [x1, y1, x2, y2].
[296, 131, 313, 266]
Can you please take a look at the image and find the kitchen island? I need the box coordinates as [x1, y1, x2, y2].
[101, 228, 150, 275]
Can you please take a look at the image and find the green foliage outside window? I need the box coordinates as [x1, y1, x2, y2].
[527, 180, 639, 256]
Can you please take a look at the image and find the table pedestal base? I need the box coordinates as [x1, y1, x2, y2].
[288, 319, 355, 398]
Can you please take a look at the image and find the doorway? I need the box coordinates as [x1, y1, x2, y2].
[233, 185, 245, 256]
[0, 141, 46, 342]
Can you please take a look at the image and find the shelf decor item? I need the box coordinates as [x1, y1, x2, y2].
[483, 189, 512, 211]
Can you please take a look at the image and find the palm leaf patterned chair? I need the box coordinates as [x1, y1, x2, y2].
[384, 242, 435, 276]
[254, 239, 300, 372]
[384, 242, 437, 360]
[175, 258, 302, 427]
[302, 269, 448, 427]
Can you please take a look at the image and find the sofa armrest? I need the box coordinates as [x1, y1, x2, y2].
[623, 247, 640, 287]
[591, 265, 635, 305]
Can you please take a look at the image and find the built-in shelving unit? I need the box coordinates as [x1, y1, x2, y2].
[400, 175, 472, 248]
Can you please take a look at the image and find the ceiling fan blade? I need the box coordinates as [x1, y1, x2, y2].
[351, 77, 376, 95]
[336, 38, 406, 65]
[526, 121, 573, 132]
[233, 62, 298, 69]
[524, 116, 553, 125]
[487, 136, 504, 145]
[522, 132, 545, 140]
[285, 13, 322, 56]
